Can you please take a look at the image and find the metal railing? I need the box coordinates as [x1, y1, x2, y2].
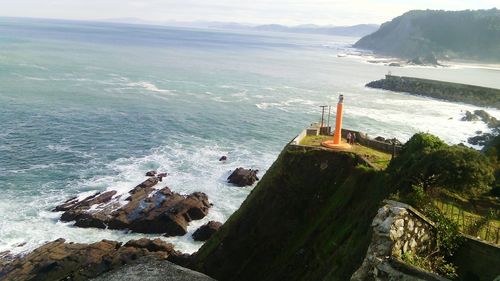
[434, 201, 500, 245]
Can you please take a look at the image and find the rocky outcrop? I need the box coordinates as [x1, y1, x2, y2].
[92, 255, 215, 281]
[227, 168, 259, 187]
[462, 110, 500, 146]
[192, 221, 223, 242]
[0, 238, 183, 281]
[193, 146, 394, 281]
[55, 176, 212, 236]
[351, 200, 446, 281]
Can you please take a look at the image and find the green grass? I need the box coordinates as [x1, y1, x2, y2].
[299, 135, 392, 170]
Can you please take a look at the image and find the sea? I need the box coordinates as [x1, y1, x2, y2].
[1, 17, 499, 255]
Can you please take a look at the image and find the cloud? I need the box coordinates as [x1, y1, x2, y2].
[0, 0, 497, 25]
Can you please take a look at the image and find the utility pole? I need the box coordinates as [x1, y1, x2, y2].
[327, 105, 331, 135]
[319, 105, 328, 134]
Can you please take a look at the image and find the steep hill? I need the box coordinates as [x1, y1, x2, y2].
[192, 145, 392, 281]
[354, 9, 500, 61]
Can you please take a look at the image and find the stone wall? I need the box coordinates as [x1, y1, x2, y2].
[341, 129, 403, 156]
[351, 200, 447, 281]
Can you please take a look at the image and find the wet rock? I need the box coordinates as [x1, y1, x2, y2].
[55, 178, 211, 237]
[146, 170, 157, 177]
[157, 173, 168, 182]
[219, 156, 227, 161]
[192, 221, 223, 241]
[463, 110, 500, 146]
[374, 136, 386, 142]
[0, 238, 181, 281]
[468, 133, 495, 146]
[227, 168, 259, 187]
[55, 190, 117, 213]
[461, 110, 480, 122]
[124, 238, 174, 253]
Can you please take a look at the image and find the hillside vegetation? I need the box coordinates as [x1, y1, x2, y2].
[193, 146, 391, 281]
[354, 9, 500, 61]
[192, 134, 499, 280]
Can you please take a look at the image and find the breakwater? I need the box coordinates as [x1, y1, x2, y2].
[367, 75, 500, 109]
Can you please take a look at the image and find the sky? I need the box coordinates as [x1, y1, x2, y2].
[0, 0, 498, 26]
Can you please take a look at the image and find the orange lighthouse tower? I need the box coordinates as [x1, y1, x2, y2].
[321, 94, 351, 150]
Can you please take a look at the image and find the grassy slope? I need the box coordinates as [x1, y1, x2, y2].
[193, 145, 392, 281]
[300, 135, 392, 170]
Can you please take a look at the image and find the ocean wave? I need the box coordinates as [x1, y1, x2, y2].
[31, 137, 276, 254]
[126, 81, 176, 95]
[255, 98, 318, 112]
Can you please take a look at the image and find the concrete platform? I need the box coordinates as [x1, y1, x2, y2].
[321, 140, 351, 150]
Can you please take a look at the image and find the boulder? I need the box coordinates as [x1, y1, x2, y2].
[55, 178, 211, 237]
[227, 168, 259, 187]
[219, 156, 227, 161]
[192, 221, 223, 241]
[146, 170, 157, 177]
[461, 110, 480, 122]
[0, 238, 182, 281]
[157, 173, 168, 182]
[374, 136, 386, 142]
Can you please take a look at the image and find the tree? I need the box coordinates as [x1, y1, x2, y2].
[390, 133, 495, 196]
[418, 145, 495, 195]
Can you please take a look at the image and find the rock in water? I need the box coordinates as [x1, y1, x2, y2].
[158, 172, 168, 178]
[227, 168, 259, 187]
[146, 170, 157, 177]
[55, 178, 211, 236]
[0, 238, 185, 281]
[219, 156, 227, 161]
[192, 221, 223, 241]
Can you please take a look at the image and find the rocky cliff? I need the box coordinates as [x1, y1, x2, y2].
[192, 145, 394, 281]
[354, 9, 500, 62]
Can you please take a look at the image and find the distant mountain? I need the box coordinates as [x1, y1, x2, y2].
[102, 18, 378, 37]
[354, 9, 500, 62]
[253, 24, 379, 37]
[162, 21, 379, 37]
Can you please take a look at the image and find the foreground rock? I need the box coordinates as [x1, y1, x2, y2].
[55, 176, 211, 236]
[0, 238, 185, 281]
[92, 256, 215, 281]
[192, 221, 223, 242]
[227, 168, 259, 187]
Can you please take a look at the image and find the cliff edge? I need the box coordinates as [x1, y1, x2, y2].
[192, 145, 393, 281]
